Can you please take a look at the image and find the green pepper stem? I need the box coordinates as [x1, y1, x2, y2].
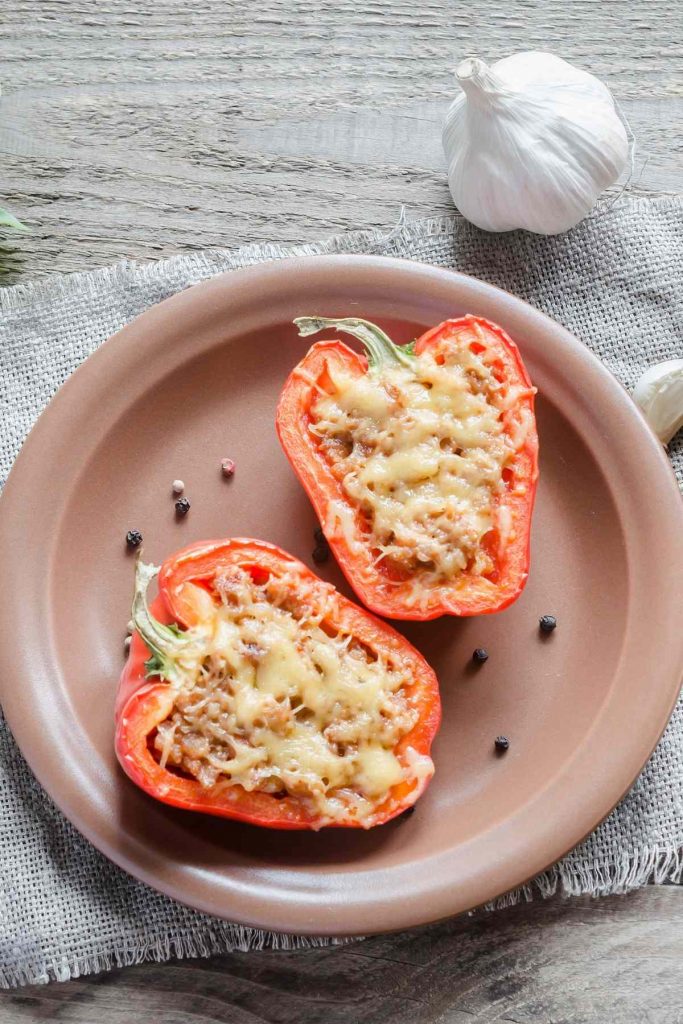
[132, 558, 191, 681]
[294, 316, 416, 373]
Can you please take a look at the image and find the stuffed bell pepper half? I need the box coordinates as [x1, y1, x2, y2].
[277, 315, 539, 620]
[116, 539, 440, 830]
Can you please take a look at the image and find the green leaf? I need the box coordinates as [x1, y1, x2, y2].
[144, 653, 165, 678]
[144, 651, 178, 682]
[0, 207, 29, 233]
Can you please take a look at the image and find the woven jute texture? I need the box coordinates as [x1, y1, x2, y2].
[1, 196, 681, 987]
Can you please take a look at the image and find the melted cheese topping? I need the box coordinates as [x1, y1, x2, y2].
[153, 569, 427, 827]
[311, 342, 520, 582]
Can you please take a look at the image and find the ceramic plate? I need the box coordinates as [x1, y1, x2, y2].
[1, 256, 682, 935]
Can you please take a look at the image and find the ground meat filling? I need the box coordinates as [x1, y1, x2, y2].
[310, 340, 516, 584]
[152, 568, 424, 826]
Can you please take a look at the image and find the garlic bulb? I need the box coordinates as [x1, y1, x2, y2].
[443, 52, 629, 235]
[633, 360, 683, 445]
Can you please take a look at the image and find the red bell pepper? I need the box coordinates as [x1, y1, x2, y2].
[116, 539, 440, 830]
[277, 315, 539, 620]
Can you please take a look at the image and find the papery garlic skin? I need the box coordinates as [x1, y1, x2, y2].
[633, 360, 683, 445]
[443, 52, 629, 235]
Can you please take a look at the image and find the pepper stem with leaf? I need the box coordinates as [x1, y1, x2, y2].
[132, 558, 192, 683]
[294, 317, 416, 373]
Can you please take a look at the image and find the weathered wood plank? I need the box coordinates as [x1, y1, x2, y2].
[2, 889, 683, 1023]
[0, 1, 680, 284]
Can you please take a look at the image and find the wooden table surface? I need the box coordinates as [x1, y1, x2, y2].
[1, 2, 681, 1021]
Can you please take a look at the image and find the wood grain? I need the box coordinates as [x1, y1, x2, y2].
[0, 1, 681, 284]
[2, 889, 683, 1023]
[0, 1, 682, 1019]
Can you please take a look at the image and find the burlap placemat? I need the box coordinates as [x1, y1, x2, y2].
[1, 196, 681, 987]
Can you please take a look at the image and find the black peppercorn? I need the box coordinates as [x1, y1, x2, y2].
[314, 526, 326, 545]
[312, 544, 329, 564]
[126, 529, 143, 549]
[539, 615, 557, 634]
[472, 648, 489, 664]
[494, 735, 510, 753]
[175, 497, 191, 516]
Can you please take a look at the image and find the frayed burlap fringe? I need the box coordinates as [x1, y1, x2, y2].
[0, 926, 341, 989]
[487, 844, 683, 912]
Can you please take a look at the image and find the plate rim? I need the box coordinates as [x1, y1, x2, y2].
[1, 253, 682, 935]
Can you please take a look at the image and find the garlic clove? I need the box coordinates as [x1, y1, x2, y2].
[632, 360, 683, 445]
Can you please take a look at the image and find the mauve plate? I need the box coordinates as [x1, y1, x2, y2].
[1, 256, 682, 936]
